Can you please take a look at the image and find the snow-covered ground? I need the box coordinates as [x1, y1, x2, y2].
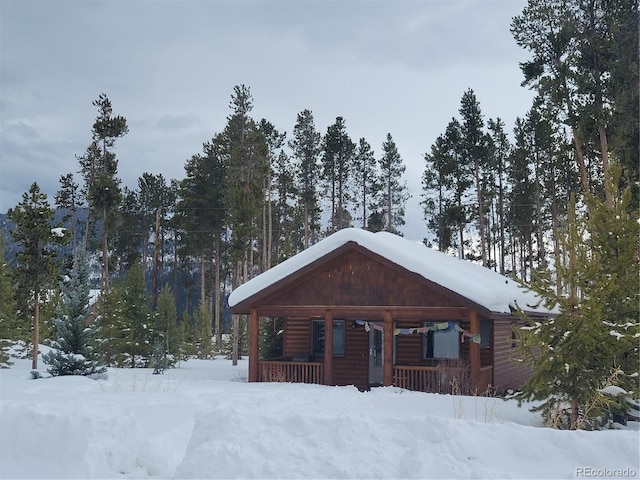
[1, 351, 638, 479]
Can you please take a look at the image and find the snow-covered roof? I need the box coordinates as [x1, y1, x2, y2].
[228, 228, 553, 315]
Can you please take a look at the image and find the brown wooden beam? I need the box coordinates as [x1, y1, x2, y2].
[469, 309, 481, 392]
[248, 308, 259, 382]
[324, 310, 333, 386]
[252, 305, 469, 319]
[383, 311, 393, 386]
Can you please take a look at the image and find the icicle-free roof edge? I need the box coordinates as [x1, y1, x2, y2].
[228, 228, 554, 315]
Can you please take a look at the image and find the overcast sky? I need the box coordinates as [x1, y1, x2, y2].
[0, 0, 534, 242]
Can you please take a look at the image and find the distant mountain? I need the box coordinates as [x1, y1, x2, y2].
[1, 208, 93, 264]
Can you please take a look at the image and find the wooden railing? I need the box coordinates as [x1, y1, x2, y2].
[393, 365, 494, 394]
[258, 360, 324, 384]
[393, 365, 440, 392]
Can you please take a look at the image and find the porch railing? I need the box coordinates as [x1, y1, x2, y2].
[393, 365, 440, 392]
[256, 360, 492, 394]
[393, 365, 493, 394]
[258, 360, 324, 384]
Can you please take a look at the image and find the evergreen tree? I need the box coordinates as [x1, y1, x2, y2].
[422, 135, 455, 250]
[259, 317, 283, 359]
[507, 117, 536, 280]
[352, 138, 379, 230]
[289, 109, 322, 248]
[78, 94, 128, 291]
[224, 84, 269, 284]
[54, 173, 81, 250]
[585, 165, 639, 395]
[459, 89, 489, 264]
[42, 248, 106, 377]
[272, 150, 299, 262]
[120, 261, 152, 367]
[193, 301, 213, 360]
[379, 133, 409, 234]
[515, 167, 639, 429]
[7, 183, 68, 369]
[322, 117, 355, 232]
[0, 233, 18, 367]
[154, 284, 179, 368]
[257, 119, 286, 271]
[486, 118, 511, 273]
[113, 187, 144, 274]
[421, 119, 472, 256]
[94, 279, 123, 366]
[136, 173, 176, 311]
[511, 0, 639, 205]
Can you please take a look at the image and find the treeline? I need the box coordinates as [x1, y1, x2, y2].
[0, 0, 637, 387]
[0, 84, 413, 369]
[422, 0, 638, 283]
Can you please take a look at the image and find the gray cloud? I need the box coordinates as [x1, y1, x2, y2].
[0, 0, 531, 240]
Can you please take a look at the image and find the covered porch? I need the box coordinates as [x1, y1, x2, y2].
[246, 305, 493, 394]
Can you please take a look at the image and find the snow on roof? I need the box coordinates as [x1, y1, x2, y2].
[228, 228, 553, 315]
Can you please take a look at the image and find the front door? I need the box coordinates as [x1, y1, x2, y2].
[368, 323, 383, 385]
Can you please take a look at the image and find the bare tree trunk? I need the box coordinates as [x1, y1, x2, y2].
[199, 253, 206, 308]
[152, 210, 160, 312]
[214, 235, 222, 352]
[475, 160, 487, 266]
[102, 206, 109, 292]
[32, 291, 39, 370]
[534, 153, 546, 270]
[304, 204, 310, 249]
[599, 125, 612, 209]
[232, 260, 242, 366]
[267, 171, 273, 269]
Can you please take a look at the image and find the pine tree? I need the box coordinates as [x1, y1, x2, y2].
[352, 138, 379, 230]
[78, 94, 128, 291]
[155, 284, 180, 363]
[508, 117, 536, 280]
[459, 89, 489, 264]
[120, 261, 152, 367]
[7, 183, 68, 369]
[486, 118, 511, 273]
[42, 248, 106, 377]
[289, 109, 322, 248]
[0, 233, 18, 367]
[584, 165, 639, 394]
[193, 301, 213, 360]
[273, 150, 299, 261]
[514, 166, 639, 429]
[322, 117, 355, 232]
[421, 119, 472, 255]
[379, 133, 409, 234]
[259, 317, 283, 359]
[54, 173, 81, 250]
[113, 187, 144, 274]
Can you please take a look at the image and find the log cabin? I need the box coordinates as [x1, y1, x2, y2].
[228, 228, 553, 395]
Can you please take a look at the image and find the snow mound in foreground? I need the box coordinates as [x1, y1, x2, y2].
[1, 379, 166, 479]
[175, 387, 639, 479]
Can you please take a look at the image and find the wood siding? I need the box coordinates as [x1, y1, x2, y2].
[266, 249, 460, 309]
[241, 242, 539, 394]
[492, 319, 533, 393]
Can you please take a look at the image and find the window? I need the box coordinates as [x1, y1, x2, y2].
[312, 320, 345, 356]
[423, 322, 459, 359]
[480, 320, 492, 349]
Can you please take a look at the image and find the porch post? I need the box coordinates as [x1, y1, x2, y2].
[383, 311, 393, 386]
[248, 308, 259, 382]
[324, 310, 334, 386]
[469, 309, 481, 391]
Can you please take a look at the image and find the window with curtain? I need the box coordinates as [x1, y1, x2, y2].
[423, 322, 459, 359]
